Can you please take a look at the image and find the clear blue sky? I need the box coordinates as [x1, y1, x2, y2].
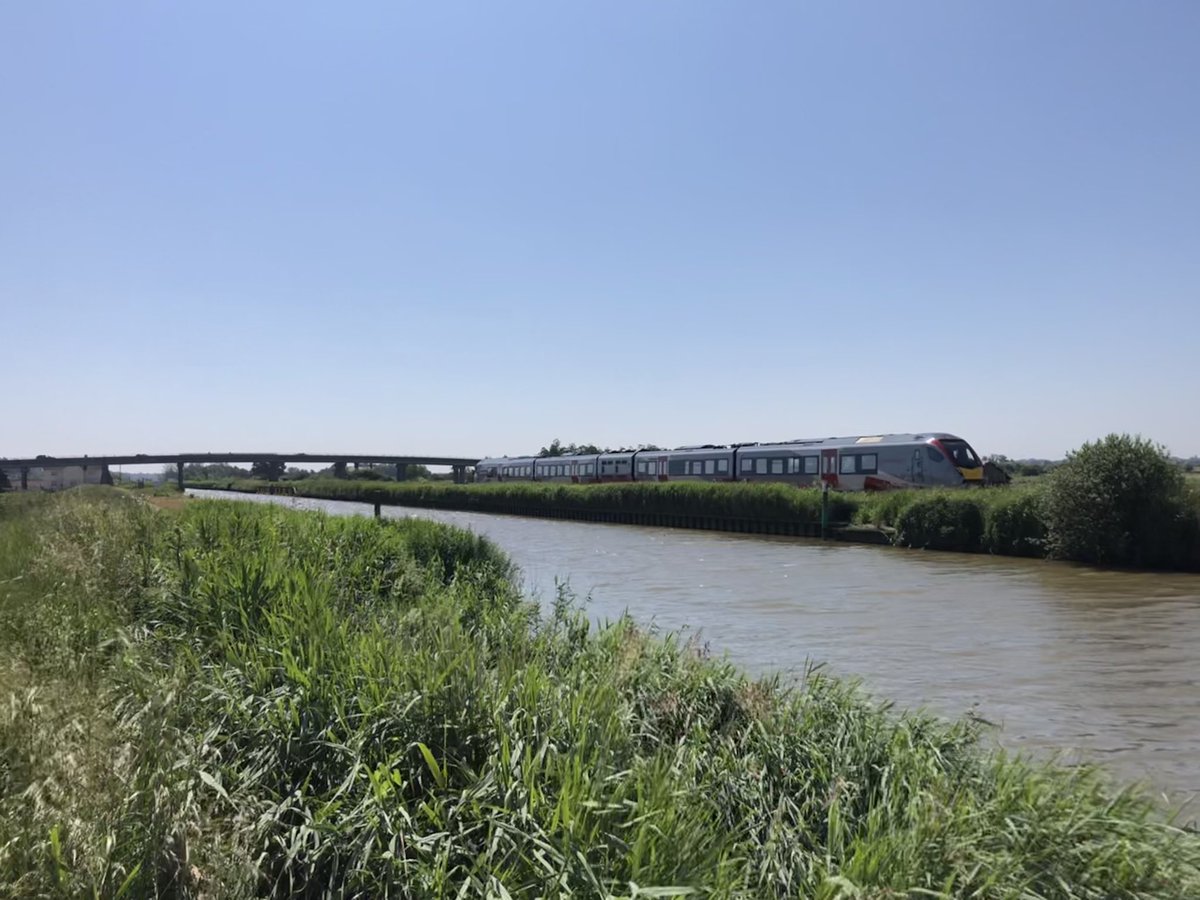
[3, 2, 1197, 463]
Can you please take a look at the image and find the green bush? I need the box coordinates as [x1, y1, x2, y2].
[1044, 434, 1198, 568]
[983, 488, 1047, 557]
[895, 494, 985, 551]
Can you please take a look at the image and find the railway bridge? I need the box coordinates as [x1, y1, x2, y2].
[1, 453, 481, 490]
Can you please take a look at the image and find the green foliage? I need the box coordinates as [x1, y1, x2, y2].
[230, 477, 862, 525]
[894, 494, 985, 552]
[182, 462, 251, 480]
[2, 490, 1198, 896]
[249, 459, 287, 482]
[346, 466, 391, 481]
[538, 438, 608, 457]
[983, 489, 1047, 557]
[1044, 434, 1197, 568]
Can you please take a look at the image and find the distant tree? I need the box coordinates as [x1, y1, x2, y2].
[250, 459, 287, 482]
[348, 468, 391, 481]
[539, 439, 607, 457]
[1044, 434, 1195, 568]
[985, 454, 1016, 475]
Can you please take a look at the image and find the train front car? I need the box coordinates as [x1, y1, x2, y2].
[925, 434, 984, 485]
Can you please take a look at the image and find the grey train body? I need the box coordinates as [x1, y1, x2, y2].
[476, 433, 983, 491]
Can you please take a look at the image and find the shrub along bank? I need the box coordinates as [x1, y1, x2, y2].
[3, 488, 1199, 897]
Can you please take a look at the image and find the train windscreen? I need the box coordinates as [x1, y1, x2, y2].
[940, 440, 981, 469]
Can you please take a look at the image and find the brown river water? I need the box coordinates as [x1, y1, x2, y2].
[189, 490, 1200, 813]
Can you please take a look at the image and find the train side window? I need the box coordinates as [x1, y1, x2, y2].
[770, 459, 784, 474]
[804, 456, 818, 475]
[705, 460, 715, 475]
[840, 455, 856, 474]
[860, 454, 877, 473]
[788, 458, 798, 474]
[637, 462, 646, 474]
[647, 461, 657, 475]
[717, 459, 728, 474]
[741, 458, 753, 473]
[755, 459, 767, 474]
[669, 459, 686, 476]
[927, 446, 945, 463]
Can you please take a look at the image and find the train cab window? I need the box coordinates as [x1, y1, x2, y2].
[717, 459, 728, 474]
[770, 459, 784, 475]
[705, 460, 715, 475]
[804, 456, 819, 475]
[755, 459, 767, 474]
[840, 455, 856, 474]
[941, 440, 981, 468]
[860, 454, 878, 474]
[741, 458, 753, 473]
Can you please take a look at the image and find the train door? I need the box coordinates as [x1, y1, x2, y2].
[910, 448, 925, 485]
[570, 460, 578, 484]
[658, 455, 669, 482]
[821, 448, 839, 488]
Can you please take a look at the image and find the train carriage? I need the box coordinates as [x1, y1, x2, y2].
[476, 432, 983, 490]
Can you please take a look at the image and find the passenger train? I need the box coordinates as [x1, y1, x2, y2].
[476, 433, 984, 490]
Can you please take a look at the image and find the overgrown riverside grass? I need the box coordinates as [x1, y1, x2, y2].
[3, 489, 1200, 897]
[187, 477, 865, 525]
[190, 472, 1200, 570]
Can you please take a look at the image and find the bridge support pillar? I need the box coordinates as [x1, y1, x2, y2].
[353, 461, 359, 470]
[334, 461, 347, 479]
[176, 461, 184, 490]
[20, 467, 28, 491]
[452, 465, 466, 484]
[100, 465, 113, 486]
[395, 463, 407, 481]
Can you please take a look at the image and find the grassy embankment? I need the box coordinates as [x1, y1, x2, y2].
[190, 469, 1200, 570]
[2, 488, 1199, 897]
[187, 478, 863, 528]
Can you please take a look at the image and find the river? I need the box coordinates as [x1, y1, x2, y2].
[188, 489, 1200, 813]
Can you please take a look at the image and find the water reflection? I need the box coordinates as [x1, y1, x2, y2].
[188, 491, 1200, 811]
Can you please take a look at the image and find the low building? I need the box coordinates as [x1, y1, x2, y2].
[1, 465, 106, 491]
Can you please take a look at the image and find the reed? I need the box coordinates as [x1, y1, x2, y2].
[2, 488, 1197, 896]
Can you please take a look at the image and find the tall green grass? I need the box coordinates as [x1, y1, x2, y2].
[191, 477, 865, 525]
[3, 489, 1199, 896]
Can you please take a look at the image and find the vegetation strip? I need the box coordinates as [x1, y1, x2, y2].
[2, 487, 1198, 896]
[189, 435, 1200, 570]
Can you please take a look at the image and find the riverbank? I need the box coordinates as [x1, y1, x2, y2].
[188, 476, 1200, 571]
[2, 488, 1198, 896]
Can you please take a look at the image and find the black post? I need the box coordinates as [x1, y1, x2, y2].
[20, 467, 28, 491]
[395, 463, 406, 481]
[374, 502, 381, 519]
[820, 482, 830, 539]
[176, 461, 184, 490]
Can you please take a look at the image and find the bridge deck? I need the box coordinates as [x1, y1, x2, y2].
[2, 453, 481, 468]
